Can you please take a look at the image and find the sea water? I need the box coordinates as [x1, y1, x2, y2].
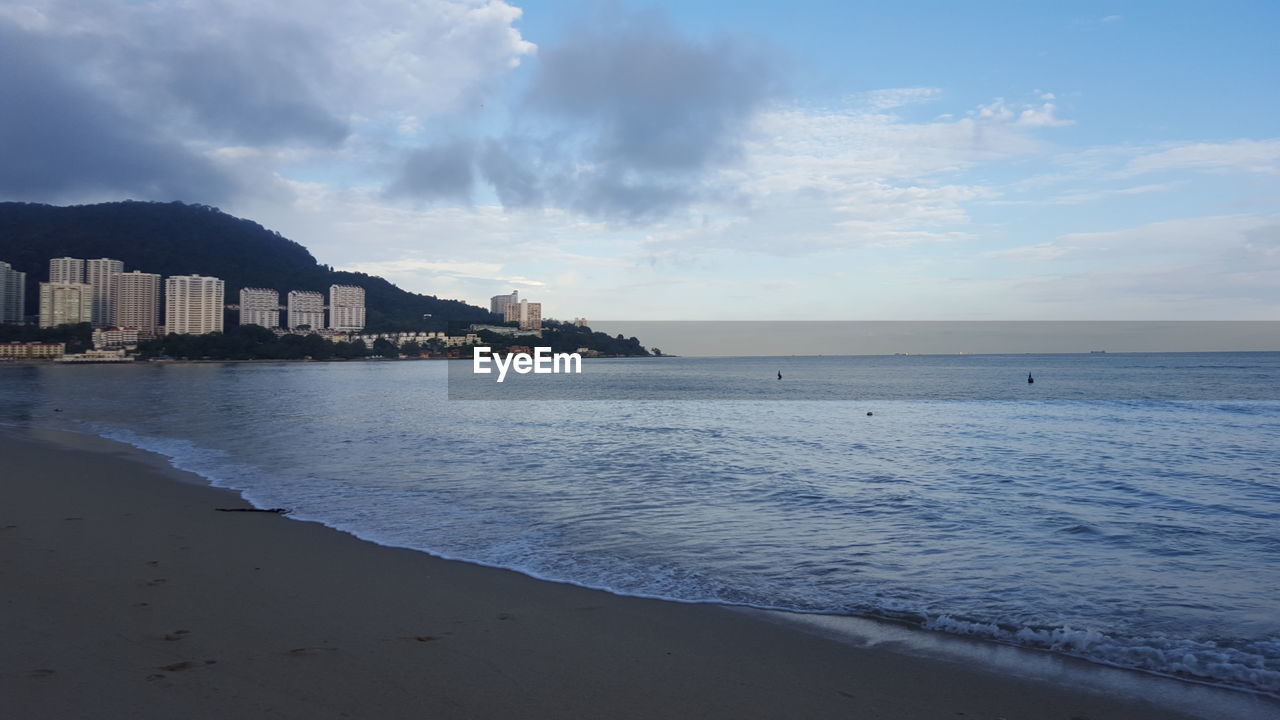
[2, 353, 1278, 697]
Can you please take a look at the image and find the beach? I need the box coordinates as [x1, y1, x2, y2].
[4, 427, 1273, 719]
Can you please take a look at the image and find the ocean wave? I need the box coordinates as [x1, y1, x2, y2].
[922, 615, 1280, 696]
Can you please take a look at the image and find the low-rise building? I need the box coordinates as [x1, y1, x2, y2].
[55, 348, 132, 363]
[93, 327, 141, 349]
[444, 334, 481, 347]
[0, 341, 65, 359]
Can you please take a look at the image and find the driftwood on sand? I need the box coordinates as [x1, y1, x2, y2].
[215, 508, 291, 514]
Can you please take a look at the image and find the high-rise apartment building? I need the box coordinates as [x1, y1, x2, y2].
[85, 258, 124, 328]
[111, 271, 161, 335]
[491, 290, 518, 316]
[503, 300, 542, 331]
[287, 290, 325, 330]
[0, 261, 26, 324]
[240, 288, 281, 328]
[165, 275, 224, 335]
[49, 257, 85, 284]
[328, 285, 366, 331]
[39, 282, 93, 328]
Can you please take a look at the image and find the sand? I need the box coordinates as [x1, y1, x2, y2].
[2, 427, 1275, 719]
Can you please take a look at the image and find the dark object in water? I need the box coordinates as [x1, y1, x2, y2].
[216, 507, 290, 514]
[777, 370, 782, 380]
[1027, 373, 1034, 384]
[867, 411, 873, 416]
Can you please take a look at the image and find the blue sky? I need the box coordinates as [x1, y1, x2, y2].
[2, 0, 1276, 320]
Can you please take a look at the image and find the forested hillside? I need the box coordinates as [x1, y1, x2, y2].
[0, 201, 492, 331]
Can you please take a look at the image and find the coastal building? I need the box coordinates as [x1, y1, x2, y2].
[39, 282, 93, 328]
[93, 327, 141, 349]
[54, 348, 132, 363]
[504, 300, 542, 331]
[444, 333, 482, 347]
[0, 341, 65, 359]
[287, 290, 325, 330]
[573, 317, 588, 327]
[468, 323, 541, 337]
[328, 284, 365, 331]
[165, 274, 224, 335]
[240, 287, 281, 328]
[490, 290, 518, 316]
[111, 271, 161, 336]
[48, 257, 85, 284]
[85, 258, 124, 328]
[0, 261, 26, 324]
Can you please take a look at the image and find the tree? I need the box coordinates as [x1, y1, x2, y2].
[372, 338, 400, 358]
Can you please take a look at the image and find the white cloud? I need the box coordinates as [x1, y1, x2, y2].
[856, 87, 943, 111]
[1125, 140, 1280, 176]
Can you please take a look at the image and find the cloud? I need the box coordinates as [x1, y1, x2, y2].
[856, 87, 942, 111]
[388, 139, 477, 203]
[430, 9, 782, 219]
[1125, 140, 1280, 176]
[989, 213, 1280, 272]
[0, 0, 534, 203]
[0, 19, 234, 202]
[974, 98, 1073, 127]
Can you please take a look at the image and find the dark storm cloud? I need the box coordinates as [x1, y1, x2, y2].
[388, 139, 477, 202]
[526, 13, 778, 175]
[477, 139, 545, 208]
[396, 11, 780, 220]
[0, 7, 349, 204]
[150, 30, 349, 147]
[0, 21, 234, 202]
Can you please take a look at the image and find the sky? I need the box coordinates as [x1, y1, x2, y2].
[1, 0, 1277, 321]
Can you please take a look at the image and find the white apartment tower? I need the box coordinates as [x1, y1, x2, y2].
[240, 288, 281, 328]
[287, 290, 325, 330]
[503, 300, 542, 331]
[39, 282, 93, 328]
[85, 258, 124, 328]
[165, 275, 224, 335]
[328, 284, 366, 331]
[0, 261, 26, 324]
[111, 271, 161, 335]
[49, 257, 85, 284]
[490, 290, 518, 316]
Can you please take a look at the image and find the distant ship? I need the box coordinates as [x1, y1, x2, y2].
[1090, 350, 1107, 354]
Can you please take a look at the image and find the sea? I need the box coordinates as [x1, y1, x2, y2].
[3, 352, 1279, 699]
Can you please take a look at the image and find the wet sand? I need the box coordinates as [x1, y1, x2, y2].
[2, 427, 1273, 719]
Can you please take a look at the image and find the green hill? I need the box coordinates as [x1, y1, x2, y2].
[0, 200, 493, 331]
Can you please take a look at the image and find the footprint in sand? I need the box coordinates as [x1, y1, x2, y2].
[144, 578, 168, 587]
[146, 560, 160, 567]
[400, 635, 439, 643]
[287, 647, 339, 656]
[158, 660, 216, 672]
[163, 630, 190, 641]
[26, 669, 56, 679]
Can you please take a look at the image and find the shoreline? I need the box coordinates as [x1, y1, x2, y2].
[3, 426, 1276, 719]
